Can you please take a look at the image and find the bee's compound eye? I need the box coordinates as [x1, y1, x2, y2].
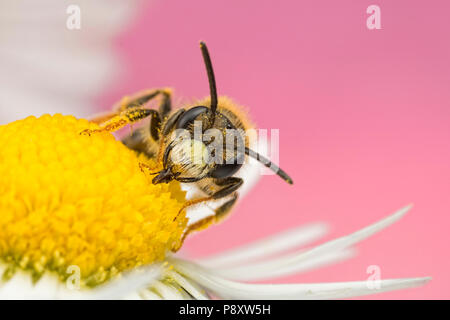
[209, 162, 243, 179]
[209, 149, 245, 179]
[176, 106, 209, 129]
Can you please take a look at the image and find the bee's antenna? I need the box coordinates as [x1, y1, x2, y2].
[199, 41, 218, 122]
[245, 147, 293, 184]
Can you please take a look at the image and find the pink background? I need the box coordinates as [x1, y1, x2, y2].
[99, 0, 450, 299]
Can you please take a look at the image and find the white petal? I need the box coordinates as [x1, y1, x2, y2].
[0, 268, 61, 300]
[59, 264, 164, 300]
[0, 261, 163, 300]
[0, 0, 140, 123]
[213, 248, 356, 281]
[279, 204, 413, 265]
[201, 205, 411, 280]
[139, 289, 162, 300]
[173, 259, 430, 300]
[199, 205, 412, 268]
[165, 270, 210, 300]
[123, 292, 145, 300]
[198, 223, 329, 268]
[152, 281, 186, 300]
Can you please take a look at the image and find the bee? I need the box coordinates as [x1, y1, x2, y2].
[82, 42, 293, 242]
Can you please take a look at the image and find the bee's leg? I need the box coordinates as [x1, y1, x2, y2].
[215, 193, 239, 222]
[118, 90, 173, 164]
[81, 108, 161, 136]
[172, 177, 243, 251]
[155, 89, 172, 118]
[124, 99, 181, 173]
[175, 196, 215, 222]
[120, 89, 173, 149]
[173, 177, 243, 222]
[89, 88, 172, 124]
[172, 193, 239, 252]
[138, 162, 158, 173]
[88, 112, 120, 125]
[210, 177, 243, 200]
[128, 89, 172, 139]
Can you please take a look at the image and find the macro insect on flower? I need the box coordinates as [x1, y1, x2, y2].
[81, 42, 293, 250]
[0, 42, 429, 299]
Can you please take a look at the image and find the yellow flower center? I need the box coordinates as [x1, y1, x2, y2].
[0, 114, 187, 287]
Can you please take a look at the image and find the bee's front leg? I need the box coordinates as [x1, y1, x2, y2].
[80, 108, 161, 136]
[211, 177, 243, 200]
[88, 88, 172, 125]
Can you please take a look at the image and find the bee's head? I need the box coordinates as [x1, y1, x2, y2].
[152, 42, 293, 186]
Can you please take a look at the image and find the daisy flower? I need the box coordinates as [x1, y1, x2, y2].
[0, 114, 430, 299]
